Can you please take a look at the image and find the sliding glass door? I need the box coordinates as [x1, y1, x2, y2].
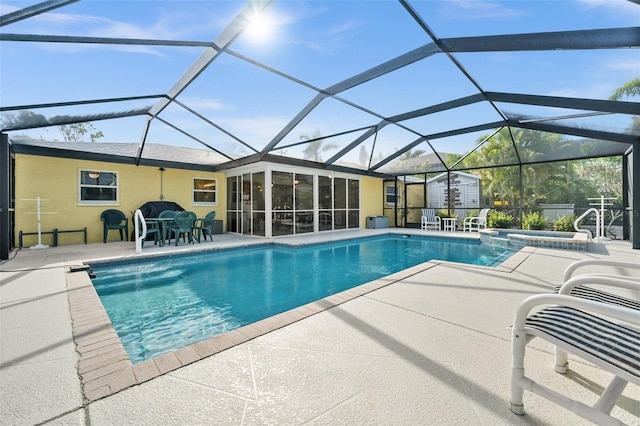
[227, 168, 360, 237]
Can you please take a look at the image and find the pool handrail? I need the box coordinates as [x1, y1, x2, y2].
[134, 209, 147, 253]
[573, 208, 599, 242]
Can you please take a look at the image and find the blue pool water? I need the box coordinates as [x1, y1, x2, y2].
[90, 235, 515, 363]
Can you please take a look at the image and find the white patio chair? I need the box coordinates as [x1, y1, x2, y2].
[420, 208, 441, 231]
[463, 208, 490, 232]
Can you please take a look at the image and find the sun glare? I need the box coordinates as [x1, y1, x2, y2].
[245, 10, 276, 44]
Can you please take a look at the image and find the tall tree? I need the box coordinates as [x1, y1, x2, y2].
[299, 129, 338, 162]
[609, 77, 640, 100]
[0, 111, 47, 131]
[462, 128, 594, 210]
[359, 145, 369, 167]
[1, 112, 104, 142]
[59, 122, 104, 142]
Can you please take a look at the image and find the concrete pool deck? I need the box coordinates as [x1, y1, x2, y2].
[1, 229, 638, 425]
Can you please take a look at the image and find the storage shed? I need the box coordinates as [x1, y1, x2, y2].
[427, 172, 481, 218]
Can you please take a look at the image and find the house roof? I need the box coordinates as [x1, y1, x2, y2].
[10, 137, 229, 171]
[1, 1, 637, 178]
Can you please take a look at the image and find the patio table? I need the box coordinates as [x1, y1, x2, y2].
[443, 217, 457, 232]
[153, 217, 175, 246]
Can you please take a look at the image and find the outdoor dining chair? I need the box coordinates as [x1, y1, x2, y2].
[157, 210, 178, 245]
[169, 211, 198, 245]
[135, 212, 161, 248]
[100, 209, 129, 243]
[196, 210, 217, 242]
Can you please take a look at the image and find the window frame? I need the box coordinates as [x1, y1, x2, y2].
[385, 183, 399, 207]
[78, 169, 119, 205]
[193, 177, 218, 206]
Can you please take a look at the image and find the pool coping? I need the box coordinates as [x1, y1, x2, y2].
[65, 238, 532, 403]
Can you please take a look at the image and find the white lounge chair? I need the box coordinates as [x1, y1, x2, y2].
[510, 291, 639, 424]
[553, 259, 640, 375]
[561, 259, 640, 283]
[463, 208, 489, 232]
[420, 208, 441, 231]
[510, 262, 640, 424]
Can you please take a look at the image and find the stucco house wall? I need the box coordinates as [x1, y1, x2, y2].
[14, 153, 226, 245]
[359, 176, 384, 228]
[13, 146, 387, 246]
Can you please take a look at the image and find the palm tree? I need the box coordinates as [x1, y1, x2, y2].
[609, 78, 640, 100]
[299, 129, 338, 162]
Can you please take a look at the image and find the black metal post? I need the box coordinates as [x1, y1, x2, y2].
[446, 170, 451, 215]
[519, 164, 524, 227]
[402, 176, 408, 228]
[1, 133, 11, 260]
[632, 143, 639, 249]
[424, 173, 427, 209]
[622, 154, 629, 241]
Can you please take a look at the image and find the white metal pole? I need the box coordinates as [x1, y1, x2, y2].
[36, 196, 42, 246]
[600, 195, 605, 238]
[30, 196, 50, 249]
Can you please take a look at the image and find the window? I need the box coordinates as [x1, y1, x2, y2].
[386, 184, 399, 206]
[193, 178, 217, 205]
[79, 170, 118, 204]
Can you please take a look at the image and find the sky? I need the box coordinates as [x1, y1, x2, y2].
[1, 0, 638, 170]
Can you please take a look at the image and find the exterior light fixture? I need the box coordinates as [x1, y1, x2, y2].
[159, 167, 165, 200]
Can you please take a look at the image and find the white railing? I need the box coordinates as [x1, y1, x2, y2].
[574, 208, 599, 242]
[134, 209, 147, 253]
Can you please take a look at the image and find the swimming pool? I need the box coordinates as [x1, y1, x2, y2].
[90, 234, 515, 363]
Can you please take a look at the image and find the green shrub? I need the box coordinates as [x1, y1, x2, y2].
[522, 212, 548, 230]
[436, 210, 456, 219]
[488, 211, 514, 228]
[553, 214, 576, 232]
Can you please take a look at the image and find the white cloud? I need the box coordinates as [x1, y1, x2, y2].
[178, 97, 230, 112]
[605, 59, 640, 72]
[1, 3, 229, 55]
[220, 116, 290, 149]
[326, 20, 361, 37]
[0, 4, 18, 14]
[442, 0, 526, 19]
[576, 0, 640, 14]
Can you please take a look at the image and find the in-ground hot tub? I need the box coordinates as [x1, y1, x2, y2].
[479, 229, 589, 251]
